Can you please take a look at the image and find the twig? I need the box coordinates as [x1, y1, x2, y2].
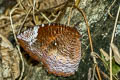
[67, 6, 73, 26]
[109, 5, 120, 80]
[33, 0, 37, 25]
[88, 68, 92, 80]
[10, 8, 25, 80]
[40, 12, 51, 23]
[108, 0, 116, 18]
[74, 6, 93, 52]
[100, 70, 109, 80]
[18, 0, 24, 9]
[75, 0, 81, 7]
[50, 11, 62, 22]
[18, 7, 32, 34]
[96, 65, 101, 80]
[74, 5, 102, 80]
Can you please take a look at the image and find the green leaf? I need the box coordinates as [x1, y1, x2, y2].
[112, 60, 120, 75]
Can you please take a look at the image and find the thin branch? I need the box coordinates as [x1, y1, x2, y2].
[109, 5, 120, 80]
[18, 7, 32, 34]
[33, 0, 37, 25]
[67, 6, 73, 26]
[74, 5, 102, 80]
[75, 0, 81, 7]
[40, 12, 51, 23]
[108, 0, 116, 18]
[10, 8, 25, 80]
[74, 6, 93, 52]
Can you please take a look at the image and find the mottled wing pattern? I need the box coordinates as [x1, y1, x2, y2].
[17, 23, 81, 77]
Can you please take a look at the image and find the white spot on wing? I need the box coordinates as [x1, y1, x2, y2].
[48, 23, 51, 26]
[17, 26, 39, 45]
[41, 24, 44, 27]
[54, 42, 57, 46]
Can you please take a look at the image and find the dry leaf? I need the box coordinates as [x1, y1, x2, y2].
[100, 48, 110, 61]
[0, 34, 20, 80]
[111, 43, 120, 65]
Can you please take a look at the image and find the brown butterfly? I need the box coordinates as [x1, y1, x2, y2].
[17, 23, 81, 77]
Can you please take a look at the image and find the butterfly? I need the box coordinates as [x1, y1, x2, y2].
[17, 23, 81, 77]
